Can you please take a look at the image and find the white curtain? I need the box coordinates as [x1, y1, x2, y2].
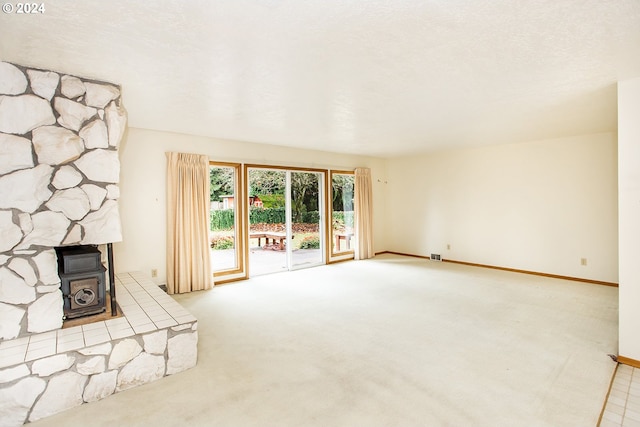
[166, 152, 213, 294]
[354, 167, 374, 260]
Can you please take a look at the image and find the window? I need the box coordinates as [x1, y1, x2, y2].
[330, 171, 355, 256]
[209, 162, 244, 277]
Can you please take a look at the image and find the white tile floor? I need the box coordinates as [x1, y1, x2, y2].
[600, 365, 640, 427]
[0, 272, 197, 370]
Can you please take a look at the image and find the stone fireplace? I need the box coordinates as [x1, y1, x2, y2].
[0, 62, 198, 426]
[0, 61, 126, 340]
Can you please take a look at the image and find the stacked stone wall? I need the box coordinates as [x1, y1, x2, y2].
[0, 323, 198, 425]
[0, 62, 127, 339]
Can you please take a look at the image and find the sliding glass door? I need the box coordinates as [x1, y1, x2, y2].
[247, 167, 325, 276]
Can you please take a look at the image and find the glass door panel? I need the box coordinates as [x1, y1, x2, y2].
[248, 168, 287, 276]
[291, 171, 323, 269]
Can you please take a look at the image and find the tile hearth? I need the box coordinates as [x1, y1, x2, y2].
[0, 272, 196, 369]
[0, 272, 198, 427]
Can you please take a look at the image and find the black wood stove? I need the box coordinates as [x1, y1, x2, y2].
[56, 245, 107, 319]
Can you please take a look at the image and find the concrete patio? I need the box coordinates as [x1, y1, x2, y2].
[211, 247, 323, 276]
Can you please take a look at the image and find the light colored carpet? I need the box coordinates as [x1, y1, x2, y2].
[30, 254, 618, 426]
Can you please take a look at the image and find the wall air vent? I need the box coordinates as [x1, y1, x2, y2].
[430, 254, 442, 262]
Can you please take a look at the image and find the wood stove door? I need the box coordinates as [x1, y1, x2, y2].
[69, 277, 100, 310]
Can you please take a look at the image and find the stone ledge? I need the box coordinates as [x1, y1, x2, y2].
[0, 272, 198, 426]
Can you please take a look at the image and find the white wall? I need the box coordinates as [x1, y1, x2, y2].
[386, 132, 618, 283]
[618, 77, 640, 361]
[114, 126, 620, 288]
[114, 127, 387, 284]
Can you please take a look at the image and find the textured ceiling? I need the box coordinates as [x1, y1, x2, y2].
[1, 0, 639, 157]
